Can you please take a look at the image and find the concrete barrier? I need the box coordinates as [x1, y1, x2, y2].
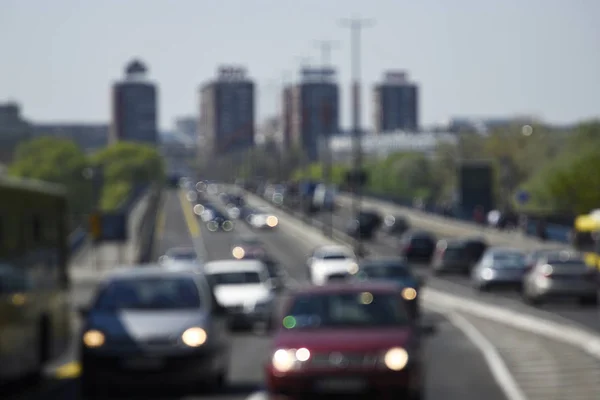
[336, 194, 567, 251]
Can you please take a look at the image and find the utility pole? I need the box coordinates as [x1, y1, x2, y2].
[340, 17, 374, 254]
[314, 40, 339, 238]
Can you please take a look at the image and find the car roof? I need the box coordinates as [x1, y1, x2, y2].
[315, 245, 354, 255]
[203, 259, 266, 274]
[289, 281, 401, 295]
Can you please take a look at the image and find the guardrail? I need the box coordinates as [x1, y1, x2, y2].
[69, 184, 150, 255]
[352, 190, 572, 244]
[136, 185, 164, 263]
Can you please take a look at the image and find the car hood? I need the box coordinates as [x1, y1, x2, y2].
[86, 310, 208, 341]
[273, 328, 414, 352]
[312, 260, 356, 274]
[214, 284, 271, 307]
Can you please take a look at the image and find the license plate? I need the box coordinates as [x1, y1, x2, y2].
[121, 357, 164, 370]
[315, 378, 367, 392]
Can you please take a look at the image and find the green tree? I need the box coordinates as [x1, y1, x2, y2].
[91, 142, 165, 210]
[8, 136, 92, 221]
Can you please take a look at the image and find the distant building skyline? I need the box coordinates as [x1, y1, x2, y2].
[199, 66, 255, 156]
[373, 71, 419, 133]
[283, 67, 340, 161]
[110, 59, 159, 145]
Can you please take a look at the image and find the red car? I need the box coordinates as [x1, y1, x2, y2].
[265, 282, 424, 399]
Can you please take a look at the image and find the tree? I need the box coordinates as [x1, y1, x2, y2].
[91, 142, 165, 210]
[522, 142, 600, 214]
[8, 137, 92, 221]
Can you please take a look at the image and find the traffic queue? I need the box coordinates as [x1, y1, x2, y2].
[76, 179, 430, 399]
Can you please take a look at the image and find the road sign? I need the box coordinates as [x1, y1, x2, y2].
[516, 190, 530, 204]
[88, 212, 128, 243]
[100, 213, 128, 242]
[89, 213, 102, 241]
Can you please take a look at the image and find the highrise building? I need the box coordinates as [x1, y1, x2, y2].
[199, 66, 255, 156]
[373, 71, 419, 133]
[110, 59, 158, 144]
[282, 67, 340, 161]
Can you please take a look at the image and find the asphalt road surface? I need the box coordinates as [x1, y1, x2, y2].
[7, 189, 508, 400]
[305, 202, 600, 333]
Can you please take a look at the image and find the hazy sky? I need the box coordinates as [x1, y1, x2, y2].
[1, 0, 599, 130]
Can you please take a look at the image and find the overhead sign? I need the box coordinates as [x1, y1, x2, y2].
[88, 212, 128, 243]
[301, 67, 336, 82]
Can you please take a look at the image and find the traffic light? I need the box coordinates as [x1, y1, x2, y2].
[89, 213, 102, 242]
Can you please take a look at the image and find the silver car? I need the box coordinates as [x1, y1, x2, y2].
[471, 248, 527, 291]
[159, 247, 203, 269]
[78, 267, 231, 396]
[522, 251, 599, 306]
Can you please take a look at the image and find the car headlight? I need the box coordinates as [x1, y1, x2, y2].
[182, 327, 207, 347]
[383, 347, 409, 371]
[83, 329, 105, 348]
[266, 216, 278, 227]
[232, 246, 245, 259]
[401, 287, 417, 301]
[272, 348, 311, 372]
[348, 262, 359, 274]
[481, 268, 494, 280]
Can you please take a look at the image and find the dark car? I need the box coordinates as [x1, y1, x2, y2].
[461, 237, 488, 268]
[345, 210, 383, 240]
[399, 230, 437, 262]
[352, 258, 424, 320]
[78, 267, 231, 396]
[265, 282, 425, 399]
[382, 215, 411, 236]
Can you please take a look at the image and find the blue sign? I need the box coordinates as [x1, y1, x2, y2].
[99, 213, 128, 242]
[516, 190, 530, 204]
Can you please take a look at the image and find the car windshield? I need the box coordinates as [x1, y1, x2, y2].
[322, 254, 349, 260]
[492, 252, 525, 268]
[211, 271, 262, 285]
[283, 292, 409, 329]
[93, 277, 201, 310]
[444, 247, 465, 260]
[361, 264, 412, 279]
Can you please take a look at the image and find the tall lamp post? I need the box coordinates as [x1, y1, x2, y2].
[314, 39, 339, 238]
[340, 17, 374, 254]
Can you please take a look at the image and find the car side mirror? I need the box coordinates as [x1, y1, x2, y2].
[306, 257, 314, 266]
[158, 255, 166, 265]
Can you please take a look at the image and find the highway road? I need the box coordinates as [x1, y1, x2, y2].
[10, 188, 600, 400]
[299, 200, 600, 334]
[13, 189, 510, 400]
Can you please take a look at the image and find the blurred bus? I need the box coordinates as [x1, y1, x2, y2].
[572, 210, 600, 269]
[0, 177, 71, 385]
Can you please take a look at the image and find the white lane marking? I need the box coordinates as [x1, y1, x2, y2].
[449, 312, 528, 400]
[245, 391, 266, 400]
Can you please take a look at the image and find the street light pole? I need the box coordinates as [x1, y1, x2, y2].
[340, 17, 374, 253]
[314, 40, 339, 238]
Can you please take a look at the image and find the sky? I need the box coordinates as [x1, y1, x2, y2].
[1, 0, 599, 131]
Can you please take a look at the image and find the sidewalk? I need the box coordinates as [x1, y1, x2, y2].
[69, 191, 152, 284]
